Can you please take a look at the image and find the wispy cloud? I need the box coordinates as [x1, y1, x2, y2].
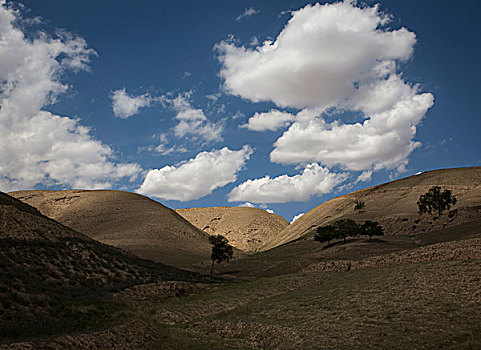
[172, 93, 224, 142]
[236, 7, 260, 22]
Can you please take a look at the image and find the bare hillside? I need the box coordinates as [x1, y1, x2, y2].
[0, 191, 201, 343]
[10, 190, 212, 269]
[176, 207, 289, 252]
[262, 167, 481, 250]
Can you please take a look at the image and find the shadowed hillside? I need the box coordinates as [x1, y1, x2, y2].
[9, 190, 213, 269]
[176, 207, 289, 252]
[0, 191, 205, 344]
[262, 167, 481, 250]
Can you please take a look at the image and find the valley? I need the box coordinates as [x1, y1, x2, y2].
[1, 167, 480, 349]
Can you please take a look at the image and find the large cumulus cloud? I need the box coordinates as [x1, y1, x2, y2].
[218, 1, 434, 202]
[0, 1, 140, 191]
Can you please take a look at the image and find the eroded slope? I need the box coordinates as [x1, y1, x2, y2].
[176, 207, 289, 252]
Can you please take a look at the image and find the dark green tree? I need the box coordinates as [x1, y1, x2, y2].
[314, 225, 336, 245]
[354, 200, 366, 213]
[417, 186, 457, 216]
[360, 220, 384, 242]
[208, 234, 234, 275]
[332, 219, 359, 244]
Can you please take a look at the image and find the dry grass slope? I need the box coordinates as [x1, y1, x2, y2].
[176, 207, 289, 252]
[10, 190, 213, 269]
[262, 167, 481, 250]
[0, 191, 205, 344]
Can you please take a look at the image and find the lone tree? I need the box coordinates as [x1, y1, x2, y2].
[417, 186, 457, 216]
[360, 220, 384, 242]
[209, 234, 233, 275]
[314, 225, 335, 245]
[354, 200, 366, 213]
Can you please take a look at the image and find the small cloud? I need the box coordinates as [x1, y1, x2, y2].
[239, 202, 256, 208]
[236, 7, 260, 22]
[206, 92, 221, 101]
[139, 133, 189, 156]
[291, 213, 304, 223]
[265, 209, 274, 214]
[355, 170, 372, 184]
[172, 93, 224, 142]
[111, 89, 155, 118]
[240, 110, 295, 131]
[232, 111, 245, 120]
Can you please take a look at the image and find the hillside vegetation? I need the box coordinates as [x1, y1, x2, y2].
[263, 167, 481, 250]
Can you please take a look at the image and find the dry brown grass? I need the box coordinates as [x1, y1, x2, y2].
[176, 206, 289, 252]
[0, 192, 207, 345]
[263, 167, 481, 250]
[10, 190, 213, 269]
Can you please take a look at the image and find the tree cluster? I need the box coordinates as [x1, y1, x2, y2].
[314, 219, 384, 246]
[417, 186, 457, 216]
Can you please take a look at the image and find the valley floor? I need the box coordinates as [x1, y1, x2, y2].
[3, 226, 481, 349]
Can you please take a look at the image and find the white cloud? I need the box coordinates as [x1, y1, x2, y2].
[291, 212, 304, 223]
[228, 163, 347, 203]
[218, 2, 414, 110]
[150, 134, 175, 155]
[238, 201, 275, 214]
[217, 1, 434, 173]
[271, 88, 434, 171]
[236, 7, 260, 22]
[355, 170, 372, 184]
[172, 94, 224, 142]
[239, 202, 256, 208]
[240, 110, 295, 131]
[137, 145, 253, 201]
[0, 2, 140, 191]
[111, 89, 153, 118]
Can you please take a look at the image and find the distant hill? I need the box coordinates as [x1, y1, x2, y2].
[262, 167, 481, 250]
[0, 191, 201, 343]
[10, 190, 213, 269]
[176, 207, 289, 252]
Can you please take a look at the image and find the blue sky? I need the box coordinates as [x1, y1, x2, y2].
[1, 0, 480, 221]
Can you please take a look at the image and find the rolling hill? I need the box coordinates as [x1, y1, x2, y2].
[9, 190, 213, 269]
[262, 167, 481, 250]
[0, 191, 203, 343]
[175, 207, 289, 252]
